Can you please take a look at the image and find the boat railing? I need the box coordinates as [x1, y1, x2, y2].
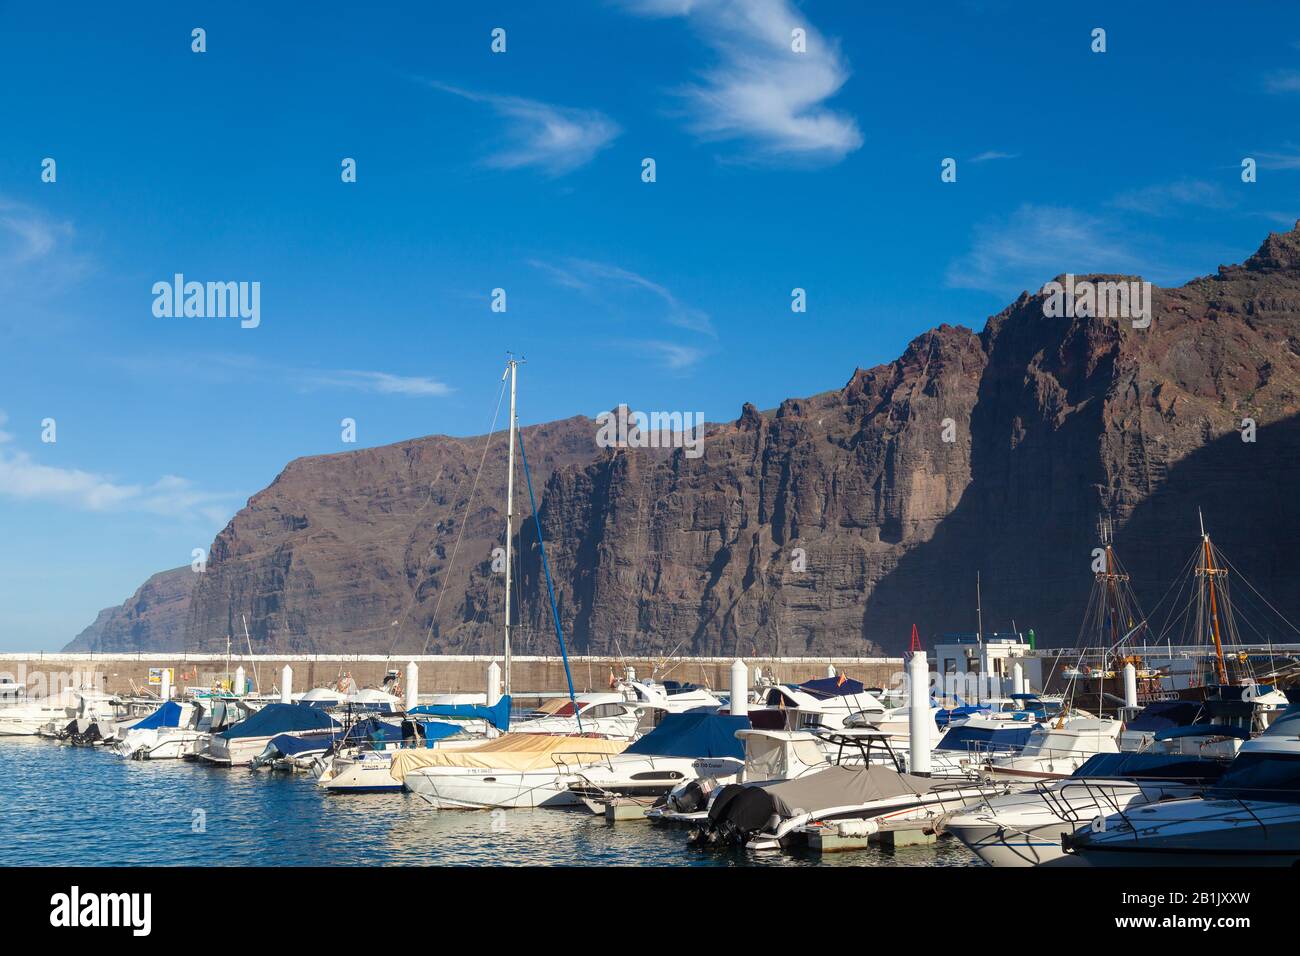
[1044, 777, 1268, 835]
[1061, 786, 1285, 850]
[550, 751, 623, 775]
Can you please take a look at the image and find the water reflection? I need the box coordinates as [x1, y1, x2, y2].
[0, 740, 978, 867]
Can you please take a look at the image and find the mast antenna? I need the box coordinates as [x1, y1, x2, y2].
[502, 354, 520, 696]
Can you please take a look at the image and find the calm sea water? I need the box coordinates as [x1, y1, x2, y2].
[0, 739, 978, 867]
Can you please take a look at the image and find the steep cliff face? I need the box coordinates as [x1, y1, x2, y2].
[519, 326, 986, 656]
[180, 416, 599, 655]
[69, 224, 1300, 655]
[523, 224, 1300, 654]
[64, 566, 195, 652]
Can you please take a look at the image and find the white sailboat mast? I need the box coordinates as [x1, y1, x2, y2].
[503, 357, 518, 695]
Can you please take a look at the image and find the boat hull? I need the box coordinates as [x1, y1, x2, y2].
[1065, 798, 1300, 867]
[947, 779, 1209, 867]
[404, 769, 579, 809]
[318, 753, 405, 792]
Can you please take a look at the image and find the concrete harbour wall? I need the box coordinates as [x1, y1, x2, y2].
[0, 653, 906, 698]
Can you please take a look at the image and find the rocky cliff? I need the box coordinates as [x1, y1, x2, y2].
[67, 224, 1300, 656]
[65, 566, 195, 652]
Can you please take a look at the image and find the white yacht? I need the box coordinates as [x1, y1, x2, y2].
[945, 751, 1227, 866]
[748, 676, 893, 733]
[687, 731, 997, 853]
[510, 693, 642, 740]
[201, 702, 341, 766]
[112, 700, 204, 759]
[984, 715, 1122, 780]
[648, 727, 854, 825]
[1063, 704, 1300, 866]
[180, 696, 260, 759]
[617, 677, 721, 714]
[316, 697, 512, 793]
[0, 687, 118, 737]
[563, 712, 748, 812]
[394, 733, 628, 809]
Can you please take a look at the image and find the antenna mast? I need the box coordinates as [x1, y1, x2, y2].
[502, 356, 519, 696]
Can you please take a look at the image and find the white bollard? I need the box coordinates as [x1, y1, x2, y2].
[486, 661, 502, 707]
[729, 659, 749, 718]
[826, 663, 837, 678]
[280, 665, 293, 704]
[233, 665, 246, 697]
[1012, 662, 1024, 698]
[908, 651, 931, 776]
[160, 668, 173, 702]
[1123, 662, 1138, 709]
[406, 661, 419, 711]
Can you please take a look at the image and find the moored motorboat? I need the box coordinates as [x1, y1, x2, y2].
[944, 751, 1228, 867]
[687, 731, 998, 853]
[983, 715, 1123, 781]
[510, 693, 642, 740]
[394, 734, 628, 809]
[564, 712, 749, 812]
[316, 699, 512, 793]
[112, 700, 204, 759]
[201, 703, 341, 766]
[1062, 702, 1300, 866]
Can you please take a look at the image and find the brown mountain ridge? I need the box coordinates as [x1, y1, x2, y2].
[67, 223, 1300, 656]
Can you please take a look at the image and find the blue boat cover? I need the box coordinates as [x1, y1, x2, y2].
[215, 702, 340, 739]
[935, 705, 983, 728]
[798, 676, 867, 698]
[266, 732, 337, 757]
[340, 717, 405, 744]
[132, 700, 183, 731]
[935, 724, 1032, 752]
[624, 713, 750, 759]
[1072, 752, 1227, 782]
[416, 721, 466, 748]
[407, 695, 511, 730]
[1125, 700, 1205, 732]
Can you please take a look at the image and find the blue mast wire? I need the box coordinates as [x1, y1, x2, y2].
[516, 430, 582, 732]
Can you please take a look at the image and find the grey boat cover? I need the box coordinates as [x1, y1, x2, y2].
[759, 764, 932, 818]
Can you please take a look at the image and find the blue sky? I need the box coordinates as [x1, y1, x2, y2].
[2, 1, 1299, 650]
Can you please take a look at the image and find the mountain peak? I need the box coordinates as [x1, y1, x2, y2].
[1241, 220, 1300, 273]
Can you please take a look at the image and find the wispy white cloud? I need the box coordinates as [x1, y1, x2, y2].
[531, 257, 714, 370]
[630, 340, 707, 370]
[426, 82, 619, 176]
[619, 0, 861, 164]
[0, 412, 236, 526]
[530, 257, 715, 336]
[0, 197, 86, 292]
[0, 203, 65, 262]
[970, 150, 1019, 163]
[945, 204, 1184, 298]
[110, 353, 454, 399]
[1108, 179, 1235, 216]
[1264, 70, 1300, 93]
[298, 369, 453, 397]
[1254, 147, 1300, 170]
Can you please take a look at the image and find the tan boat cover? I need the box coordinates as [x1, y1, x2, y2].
[389, 734, 627, 781]
[760, 765, 931, 818]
